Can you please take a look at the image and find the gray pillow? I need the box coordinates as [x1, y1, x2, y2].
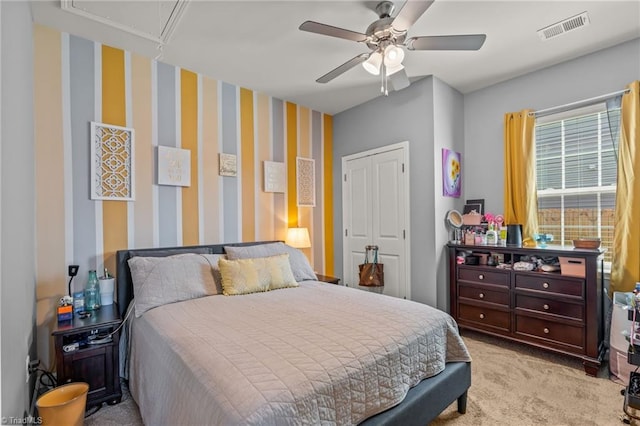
[128, 253, 224, 317]
[224, 242, 317, 282]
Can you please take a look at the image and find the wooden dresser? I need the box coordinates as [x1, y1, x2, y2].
[447, 243, 605, 376]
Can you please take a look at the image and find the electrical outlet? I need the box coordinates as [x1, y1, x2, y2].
[25, 355, 29, 383]
[68, 265, 79, 277]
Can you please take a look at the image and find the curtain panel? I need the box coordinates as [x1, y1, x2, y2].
[611, 81, 640, 294]
[503, 110, 538, 241]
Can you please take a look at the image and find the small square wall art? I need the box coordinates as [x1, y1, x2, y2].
[157, 146, 191, 187]
[442, 148, 461, 198]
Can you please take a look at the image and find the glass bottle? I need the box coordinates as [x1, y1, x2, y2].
[85, 270, 101, 311]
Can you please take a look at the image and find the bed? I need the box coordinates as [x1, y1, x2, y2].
[115, 242, 471, 425]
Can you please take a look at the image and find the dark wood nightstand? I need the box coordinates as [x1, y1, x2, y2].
[316, 274, 341, 285]
[52, 303, 122, 408]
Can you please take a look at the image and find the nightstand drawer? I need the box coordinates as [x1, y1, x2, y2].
[515, 315, 583, 348]
[459, 267, 510, 287]
[459, 284, 509, 306]
[459, 303, 510, 331]
[515, 294, 583, 320]
[514, 274, 584, 298]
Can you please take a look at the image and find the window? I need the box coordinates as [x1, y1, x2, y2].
[535, 104, 621, 263]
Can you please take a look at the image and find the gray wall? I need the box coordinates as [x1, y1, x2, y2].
[333, 76, 465, 308]
[1, 1, 36, 418]
[464, 37, 640, 215]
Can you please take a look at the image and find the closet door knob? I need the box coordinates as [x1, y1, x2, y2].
[542, 282, 549, 289]
[479, 293, 485, 299]
[543, 328, 550, 334]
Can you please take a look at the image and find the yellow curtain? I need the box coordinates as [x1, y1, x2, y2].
[503, 110, 538, 240]
[610, 81, 640, 294]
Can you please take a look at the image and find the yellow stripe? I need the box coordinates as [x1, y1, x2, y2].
[256, 93, 273, 241]
[102, 45, 128, 276]
[297, 107, 312, 263]
[286, 102, 298, 227]
[34, 26, 66, 364]
[240, 88, 255, 242]
[202, 77, 220, 243]
[131, 54, 153, 248]
[323, 114, 334, 275]
[181, 69, 199, 245]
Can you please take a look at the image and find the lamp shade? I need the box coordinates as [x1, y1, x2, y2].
[285, 227, 311, 248]
[383, 45, 405, 68]
[362, 51, 382, 75]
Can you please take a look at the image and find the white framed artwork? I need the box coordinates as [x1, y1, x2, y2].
[264, 161, 285, 193]
[157, 146, 191, 187]
[296, 157, 315, 207]
[90, 121, 135, 201]
[219, 153, 237, 177]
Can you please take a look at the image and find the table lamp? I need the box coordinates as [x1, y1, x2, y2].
[285, 227, 311, 249]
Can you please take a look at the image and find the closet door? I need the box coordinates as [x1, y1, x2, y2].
[342, 144, 408, 299]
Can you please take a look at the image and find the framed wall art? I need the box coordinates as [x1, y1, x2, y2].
[90, 121, 135, 201]
[296, 157, 315, 207]
[219, 153, 237, 177]
[157, 146, 191, 187]
[264, 161, 285, 193]
[442, 148, 461, 198]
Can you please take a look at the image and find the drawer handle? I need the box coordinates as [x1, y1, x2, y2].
[479, 313, 485, 319]
[542, 282, 549, 289]
[479, 293, 485, 299]
[478, 274, 484, 280]
[543, 304, 550, 310]
[543, 328, 550, 334]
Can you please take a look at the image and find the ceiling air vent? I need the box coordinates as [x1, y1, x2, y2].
[537, 12, 590, 41]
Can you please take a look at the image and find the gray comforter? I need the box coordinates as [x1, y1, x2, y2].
[128, 281, 471, 425]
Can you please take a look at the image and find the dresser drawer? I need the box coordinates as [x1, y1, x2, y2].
[515, 315, 583, 348]
[459, 303, 510, 331]
[459, 284, 509, 306]
[459, 267, 510, 287]
[515, 294, 584, 320]
[514, 274, 584, 298]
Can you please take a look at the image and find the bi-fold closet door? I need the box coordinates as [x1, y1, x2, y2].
[342, 143, 409, 299]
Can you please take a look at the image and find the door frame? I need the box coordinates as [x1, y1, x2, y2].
[341, 141, 411, 299]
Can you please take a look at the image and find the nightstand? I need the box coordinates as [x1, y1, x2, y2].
[52, 304, 122, 408]
[316, 274, 341, 285]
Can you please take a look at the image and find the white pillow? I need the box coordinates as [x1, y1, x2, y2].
[128, 253, 224, 317]
[224, 242, 317, 282]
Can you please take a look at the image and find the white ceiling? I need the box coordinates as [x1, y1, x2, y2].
[31, 1, 640, 114]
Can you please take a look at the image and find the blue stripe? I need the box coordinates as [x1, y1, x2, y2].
[69, 35, 96, 285]
[221, 82, 238, 242]
[312, 111, 323, 269]
[156, 62, 178, 246]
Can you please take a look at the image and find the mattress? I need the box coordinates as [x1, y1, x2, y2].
[128, 281, 471, 425]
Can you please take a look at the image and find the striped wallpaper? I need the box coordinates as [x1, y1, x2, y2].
[34, 25, 334, 366]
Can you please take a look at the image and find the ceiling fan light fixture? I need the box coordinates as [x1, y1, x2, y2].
[386, 63, 405, 76]
[383, 45, 405, 68]
[362, 51, 382, 75]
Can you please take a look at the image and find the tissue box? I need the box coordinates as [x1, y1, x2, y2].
[559, 256, 585, 278]
[57, 305, 73, 322]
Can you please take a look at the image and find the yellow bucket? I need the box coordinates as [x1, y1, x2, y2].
[36, 382, 89, 426]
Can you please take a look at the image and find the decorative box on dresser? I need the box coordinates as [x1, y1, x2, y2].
[448, 243, 605, 376]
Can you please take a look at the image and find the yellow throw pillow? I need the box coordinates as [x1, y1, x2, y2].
[218, 254, 298, 296]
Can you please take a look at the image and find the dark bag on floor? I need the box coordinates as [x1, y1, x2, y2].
[359, 245, 384, 287]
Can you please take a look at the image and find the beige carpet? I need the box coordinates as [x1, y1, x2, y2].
[84, 330, 634, 425]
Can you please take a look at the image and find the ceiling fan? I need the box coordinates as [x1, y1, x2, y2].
[299, 0, 486, 95]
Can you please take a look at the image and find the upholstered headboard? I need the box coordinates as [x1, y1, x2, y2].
[115, 241, 279, 317]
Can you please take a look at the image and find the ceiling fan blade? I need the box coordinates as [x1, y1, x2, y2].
[407, 34, 487, 51]
[299, 21, 368, 42]
[316, 53, 370, 84]
[392, 0, 435, 32]
[389, 68, 410, 91]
